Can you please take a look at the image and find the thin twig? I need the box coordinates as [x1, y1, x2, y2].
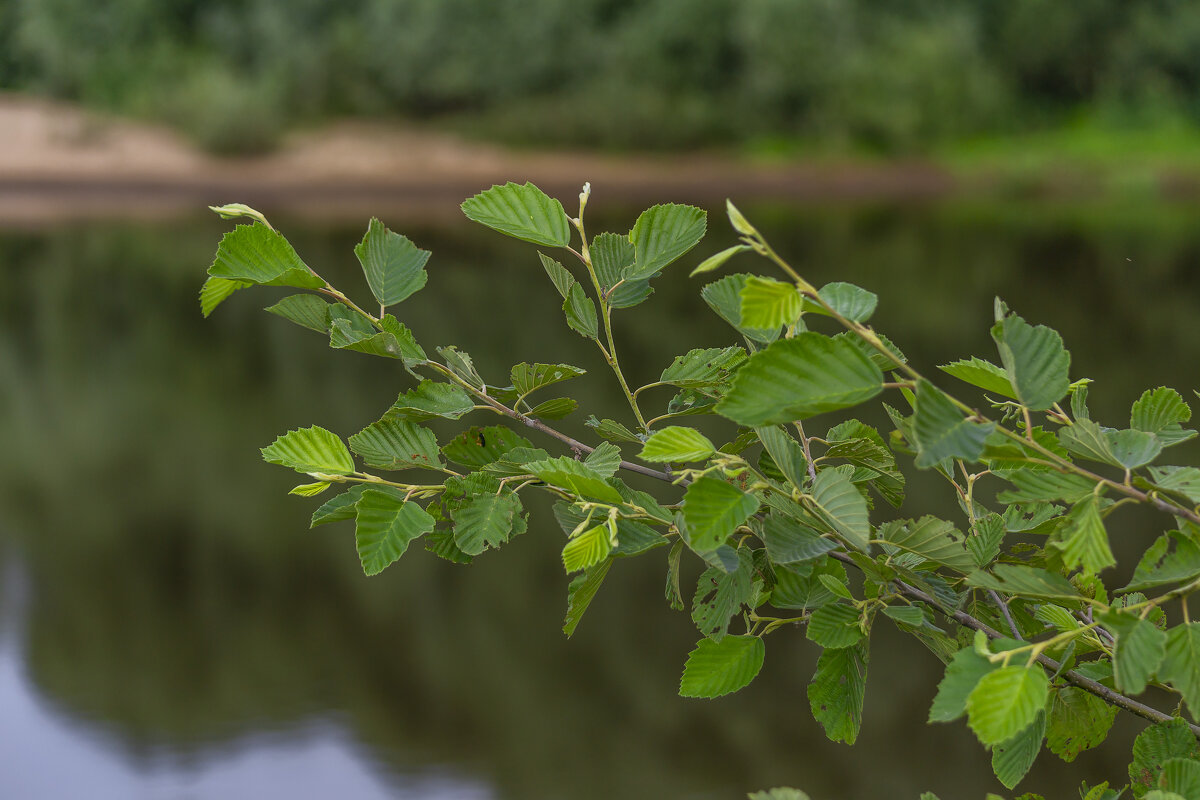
[988, 589, 1024, 641]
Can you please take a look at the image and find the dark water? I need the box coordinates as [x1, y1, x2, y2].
[2, 198, 1199, 799]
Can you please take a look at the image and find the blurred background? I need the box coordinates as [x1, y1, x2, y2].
[3, 2, 1200, 799]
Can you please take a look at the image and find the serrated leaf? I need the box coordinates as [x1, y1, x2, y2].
[996, 469, 1097, 504]
[583, 441, 622, 477]
[312, 485, 398, 527]
[525, 457, 624, 504]
[563, 559, 612, 637]
[261, 426, 356, 475]
[1109, 428, 1164, 470]
[265, 293, 331, 333]
[747, 790, 809, 800]
[683, 476, 760, 552]
[587, 416, 643, 444]
[808, 641, 868, 744]
[591, 232, 652, 309]
[441, 426, 532, 468]
[1130, 719, 1200, 798]
[1144, 792, 1188, 800]
[966, 564, 1082, 602]
[701, 274, 781, 344]
[562, 525, 614, 572]
[511, 362, 586, 398]
[640, 426, 715, 462]
[1124, 531, 1200, 593]
[1046, 686, 1117, 763]
[451, 492, 521, 555]
[938, 357, 1017, 398]
[1134, 387, 1193, 432]
[755, 425, 809, 490]
[563, 282, 598, 339]
[354, 217, 430, 307]
[969, 514, 1007, 568]
[627, 203, 707, 281]
[1055, 495, 1115, 575]
[1160, 624, 1200, 719]
[329, 312, 426, 364]
[289, 481, 331, 497]
[992, 312, 1071, 411]
[883, 606, 925, 627]
[1147, 467, 1200, 504]
[717, 333, 883, 426]
[807, 282, 878, 323]
[539, 252, 575, 298]
[739, 276, 803, 330]
[692, 550, 754, 640]
[349, 419, 442, 471]
[461, 182, 571, 247]
[679, 635, 765, 698]
[879, 515, 975, 572]
[762, 513, 836, 564]
[929, 646, 1000, 722]
[691, 244, 750, 277]
[199, 276, 249, 317]
[807, 465, 870, 552]
[1103, 612, 1168, 695]
[528, 397, 578, 419]
[1161, 759, 1200, 800]
[913, 380, 994, 468]
[354, 490, 435, 575]
[660, 346, 747, 388]
[966, 665, 1050, 746]
[992, 711, 1045, 790]
[806, 602, 864, 649]
[386, 380, 475, 422]
[207, 223, 325, 289]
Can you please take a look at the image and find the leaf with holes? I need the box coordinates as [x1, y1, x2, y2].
[511, 362, 586, 398]
[1046, 687, 1117, 763]
[992, 711, 1045, 790]
[386, 380, 475, 422]
[808, 641, 869, 744]
[451, 492, 522, 556]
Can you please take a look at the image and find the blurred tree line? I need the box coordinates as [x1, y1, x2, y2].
[3, 0, 1200, 155]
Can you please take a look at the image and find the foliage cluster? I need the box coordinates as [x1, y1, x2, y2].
[9, 0, 1200, 153]
[203, 181, 1200, 798]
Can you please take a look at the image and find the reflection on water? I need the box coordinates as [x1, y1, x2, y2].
[1, 200, 1199, 798]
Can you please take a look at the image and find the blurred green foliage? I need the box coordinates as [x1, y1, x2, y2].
[5, 0, 1200, 154]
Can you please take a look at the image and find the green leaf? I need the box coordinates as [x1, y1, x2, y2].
[353, 490, 435, 575]
[511, 362, 586, 398]
[200, 276, 249, 317]
[929, 646, 1001, 723]
[1160, 624, 1200, 718]
[640, 426, 715, 462]
[691, 244, 751, 277]
[659, 346, 746, 388]
[992, 711, 1045, 790]
[539, 252, 575, 298]
[525, 457, 624, 504]
[328, 312, 426, 364]
[1130, 719, 1200, 798]
[563, 282, 598, 339]
[586, 416, 643, 444]
[627, 203, 707, 281]
[354, 217, 430, 307]
[1133, 388, 1193, 432]
[912, 380, 994, 468]
[808, 641, 869, 744]
[1124, 531, 1200, 593]
[883, 606, 926, 627]
[1103, 612, 1168, 695]
[583, 442, 622, 478]
[992, 312, 1071, 411]
[349, 419, 442, 471]
[716, 333, 883, 426]
[966, 564, 1082, 602]
[1046, 686, 1117, 762]
[679, 635, 765, 698]
[563, 559, 612, 637]
[701, 274, 781, 344]
[682, 476, 760, 552]
[289, 481, 331, 497]
[528, 397, 578, 419]
[451, 492, 522, 556]
[1146, 467, 1200, 504]
[755, 425, 809, 490]
[591, 232, 652, 309]
[996, 469, 1096, 504]
[692, 551, 754, 640]
[747, 790, 810, 800]
[938, 357, 1017, 399]
[207, 223, 325, 289]
[1161, 759, 1200, 800]
[461, 182, 571, 247]
[265, 294, 332, 333]
[809, 282, 878, 323]
[208, 202, 271, 227]
[878, 516, 975, 572]
[261, 426, 356, 475]
[806, 602, 864, 649]
[562, 525, 614, 573]
[1055, 495, 1115, 575]
[807, 465, 870, 552]
[966, 665, 1050, 746]
[386, 380, 475, 422]
[1144, 792, 1189, 800]
[739, 276, 803, 330]
[762, 513, 836, 564]
[441, 426, 532, 468]
[1109, 428, 1165, 470]
[312, 485, 396, 527]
